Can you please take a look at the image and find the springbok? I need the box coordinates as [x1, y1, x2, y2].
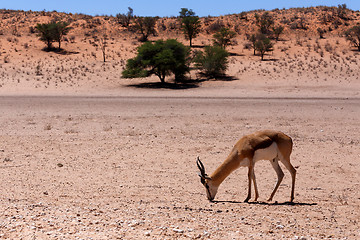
[197, 130, 296, 202]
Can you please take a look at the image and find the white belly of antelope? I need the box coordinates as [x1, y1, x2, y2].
[240, 142, 279, 167]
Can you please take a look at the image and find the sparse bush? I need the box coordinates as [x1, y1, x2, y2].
[194, 45, 229, 78]
[317, 28, 325, 39]
[69, 35, 76, 43]
[35, 62, 42, 75]
[207, 20, 224, 33]
[324, 42, 333, 53]
[344, 26, 360, 51]
[4, 55, 10, 63]
[116, 7, 133, 27]
[255, 12, 274, 35]
[337, 4, 349, 20]
[29, 26, 36, 34]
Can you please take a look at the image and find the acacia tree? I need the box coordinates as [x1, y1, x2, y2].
[255, 34, 273, 60]
[272, 25, 284, 41]
[248, 34, 258, 55]
[134, 17, 157, 42]
[35, 23, 55, 50]
[52, 21, 71, 49]
[35, 21, 71, 50]
[122, 39, 190, 83]
[213, 27, 236, 49]
[180, 8, 201, 47]
[345, 26, 360, 51]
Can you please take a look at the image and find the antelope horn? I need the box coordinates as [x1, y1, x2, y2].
[197, 157, 211, 179]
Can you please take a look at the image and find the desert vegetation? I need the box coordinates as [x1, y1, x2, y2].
[0, 5, 359, 91]
[0, 5, 360, 240]
[35, 21, 71, 51]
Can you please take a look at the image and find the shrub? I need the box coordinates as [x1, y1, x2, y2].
[344, 26, 360, 51]
[255, 12, 274, 35]
[194, 45, 229, 78]
[116, 7, 133, 27]
[122, 39, 190, 83]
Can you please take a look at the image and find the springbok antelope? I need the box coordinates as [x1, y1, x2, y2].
[197, 130, 296, 202]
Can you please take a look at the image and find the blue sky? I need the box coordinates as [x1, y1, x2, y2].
[1, 0, 359, 17]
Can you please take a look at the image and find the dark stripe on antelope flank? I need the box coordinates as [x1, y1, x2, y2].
[254, 138, 273, 151]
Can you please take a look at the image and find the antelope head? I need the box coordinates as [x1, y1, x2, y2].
[197, 157, 218, 201]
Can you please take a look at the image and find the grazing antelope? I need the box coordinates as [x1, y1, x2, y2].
[197, 130, 296, 202]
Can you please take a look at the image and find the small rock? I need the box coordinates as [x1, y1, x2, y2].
[173, 228, 184, 233]
[57, 163, 63, 167]
[276, 224, 284, 229]
[144, 231, 151, 236]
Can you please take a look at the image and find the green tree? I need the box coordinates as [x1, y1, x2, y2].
[35, 21, 71, 50]
[122, 39, 190, 83]
[52, 21, 71, 49]
[344, 26, 360, 51]
[36, 22, 55, 50]
[194, 45, 229, 78]
[213, 27, 236, 49]
[255, 34, 273, 60]
[180, 8, 201, 47]
[134, 17, 157, 42]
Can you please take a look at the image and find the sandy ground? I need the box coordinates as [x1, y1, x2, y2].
[1, 7, 360, 239]
[0, 94, 359, 239]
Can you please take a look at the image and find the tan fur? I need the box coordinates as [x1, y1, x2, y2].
[203, 130, 296, 202]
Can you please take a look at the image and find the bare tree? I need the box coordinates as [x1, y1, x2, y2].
[93, 30, 108, 62]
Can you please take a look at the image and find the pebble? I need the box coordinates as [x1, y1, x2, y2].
[144, 231, 151, 236]
[173, 228, 184, 233]
[276, 224, 285, 229]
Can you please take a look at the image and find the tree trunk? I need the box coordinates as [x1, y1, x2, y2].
[47, 40, 52, 51]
